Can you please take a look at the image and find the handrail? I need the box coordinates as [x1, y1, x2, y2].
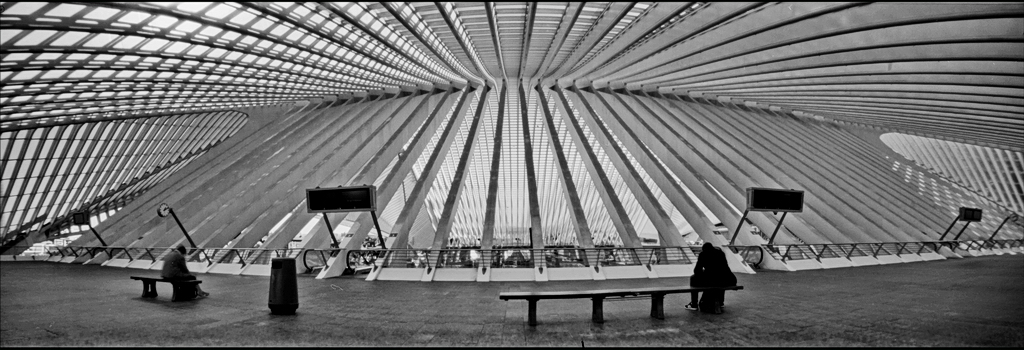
[302, 248, 342, 272]
[49, 239, 1024, 270]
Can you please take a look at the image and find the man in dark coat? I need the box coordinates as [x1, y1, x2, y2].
[161, 245, 209, 298]
[685, 243, 736, 313]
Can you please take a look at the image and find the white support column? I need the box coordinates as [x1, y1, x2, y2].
[391, 86, 492, 249]
[721, 103, 926, 242]
[535, 86, 594, 248]
[317, 89, 476, 279]
[810, 125, 952, 237]
[106, 103, 337, 248]
[95, 104, 307, 244]
[578, 89, 711, 247]
[254, 93, 445, 251]
[549, 87, 641, 248]
[478, 84, 507, 249]
[648, 94, 835, 244]
[147, 96, 405, 250]
[520, 84, 545, 250]
[666, 96, 883, 243]
[295, 89, 460, 252]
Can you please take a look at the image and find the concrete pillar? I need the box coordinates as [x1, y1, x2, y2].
[549, 87, 641, 248]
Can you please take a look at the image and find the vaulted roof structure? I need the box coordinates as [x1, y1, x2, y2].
[2, 2, 1022, 256]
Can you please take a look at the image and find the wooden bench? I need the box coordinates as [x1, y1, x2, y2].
[130, 276, 202, 302]
[499, 285, 743, 326]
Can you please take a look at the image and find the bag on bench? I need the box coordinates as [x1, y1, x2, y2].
[698, 289, 724, 314]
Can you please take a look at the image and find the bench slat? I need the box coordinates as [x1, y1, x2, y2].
[130, 276, 201, 284]
[499, 286, 742, 300]
[501, 285, 744, 326]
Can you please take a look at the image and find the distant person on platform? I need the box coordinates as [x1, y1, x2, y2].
[161, 245, 210, 298]
[685, 243, 736, 313]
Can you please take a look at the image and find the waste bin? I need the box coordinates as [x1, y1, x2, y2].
[268, 257, 298, 315]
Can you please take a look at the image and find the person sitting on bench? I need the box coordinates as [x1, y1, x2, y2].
[685, 243, 736, 313]
[162, 245, 210, 298]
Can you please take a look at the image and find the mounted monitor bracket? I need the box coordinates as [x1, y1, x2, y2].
[940, 207, 983, 241]
[731, 188, 805, 245]
[306, 185, 386, 249]
[72, 211, 107, 247]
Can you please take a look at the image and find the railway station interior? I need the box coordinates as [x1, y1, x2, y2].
[1, 1, 1022, 347]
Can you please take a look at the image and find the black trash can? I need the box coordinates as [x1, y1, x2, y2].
[268, 257, 298, 315]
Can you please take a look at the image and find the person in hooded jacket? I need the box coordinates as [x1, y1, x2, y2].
[684, 243, 736, 313]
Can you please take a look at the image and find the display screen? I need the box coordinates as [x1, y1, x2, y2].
[306, 186, 376, 213]
[72, 212, 88, 225]
[747, 187, 804, 212]
[959, 207, 982, 222]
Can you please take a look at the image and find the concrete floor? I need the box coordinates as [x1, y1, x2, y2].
[1, 255, 1022, 347]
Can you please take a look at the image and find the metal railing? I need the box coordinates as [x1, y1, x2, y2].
[302, 248, 342, 273]
[743, 239, 1024, 263]
[41, 239, 1024, 273]
[340, 246, 706, 272]
[725, 245, 764, 266]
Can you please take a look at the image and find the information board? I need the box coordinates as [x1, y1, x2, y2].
[306, 185, 377, 213]
[959, 207, 982, 222]
[746, 187, 804, 212]
[72, 212, 88, 225]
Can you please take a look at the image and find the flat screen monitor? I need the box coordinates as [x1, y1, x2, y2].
[747, 187, 804, 212]
[306, 185, 376, 213]
[72, 212, 88, 225]
[959, 207, 982, 222]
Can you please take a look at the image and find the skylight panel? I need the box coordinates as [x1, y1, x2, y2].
[187, 45, 210, 56]
[83, 7, 121, 21]
[175, 21, 203, 33]
[0, 30, 21, 45]
[149, 15, 179, 29]
[68, 70, 90, 79]
[51, 31, 90, 46]
[292, 5, 312, 18]
[199, 26, 222, 37]
[82, 34, 114, 48]
[165, 41, 191, 54]
[252, 18, 275, 32]
[269, 25, 289, 37]
[229, 10, 257, 26]
[140, 38, 169, 51]
[15, 30, 58, 46]
[207, 48, 228, 58]
[41, 70, 69, 80]
[206, 4, 237, 20]
[118, 11, 151, 25]
[5, 2, 47, 16]
[114, 35, 145, 50]
[285, 30, 304, 42]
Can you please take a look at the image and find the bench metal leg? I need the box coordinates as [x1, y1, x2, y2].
[650, 293, 665, 319]
[592, 297, 604, 323]
[528, 299, 538, 326]
[142, 281, 157, 298]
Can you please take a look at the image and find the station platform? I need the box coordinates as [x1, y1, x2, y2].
[2, 255, 1022, 347]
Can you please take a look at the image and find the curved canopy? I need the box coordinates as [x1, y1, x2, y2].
[2, 2, 1021, 146]
[1, 2, 1022, 247]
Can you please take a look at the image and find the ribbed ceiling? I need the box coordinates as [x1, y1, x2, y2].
[1, 2, 1023, 246]
[2, 2, 1021, 147]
